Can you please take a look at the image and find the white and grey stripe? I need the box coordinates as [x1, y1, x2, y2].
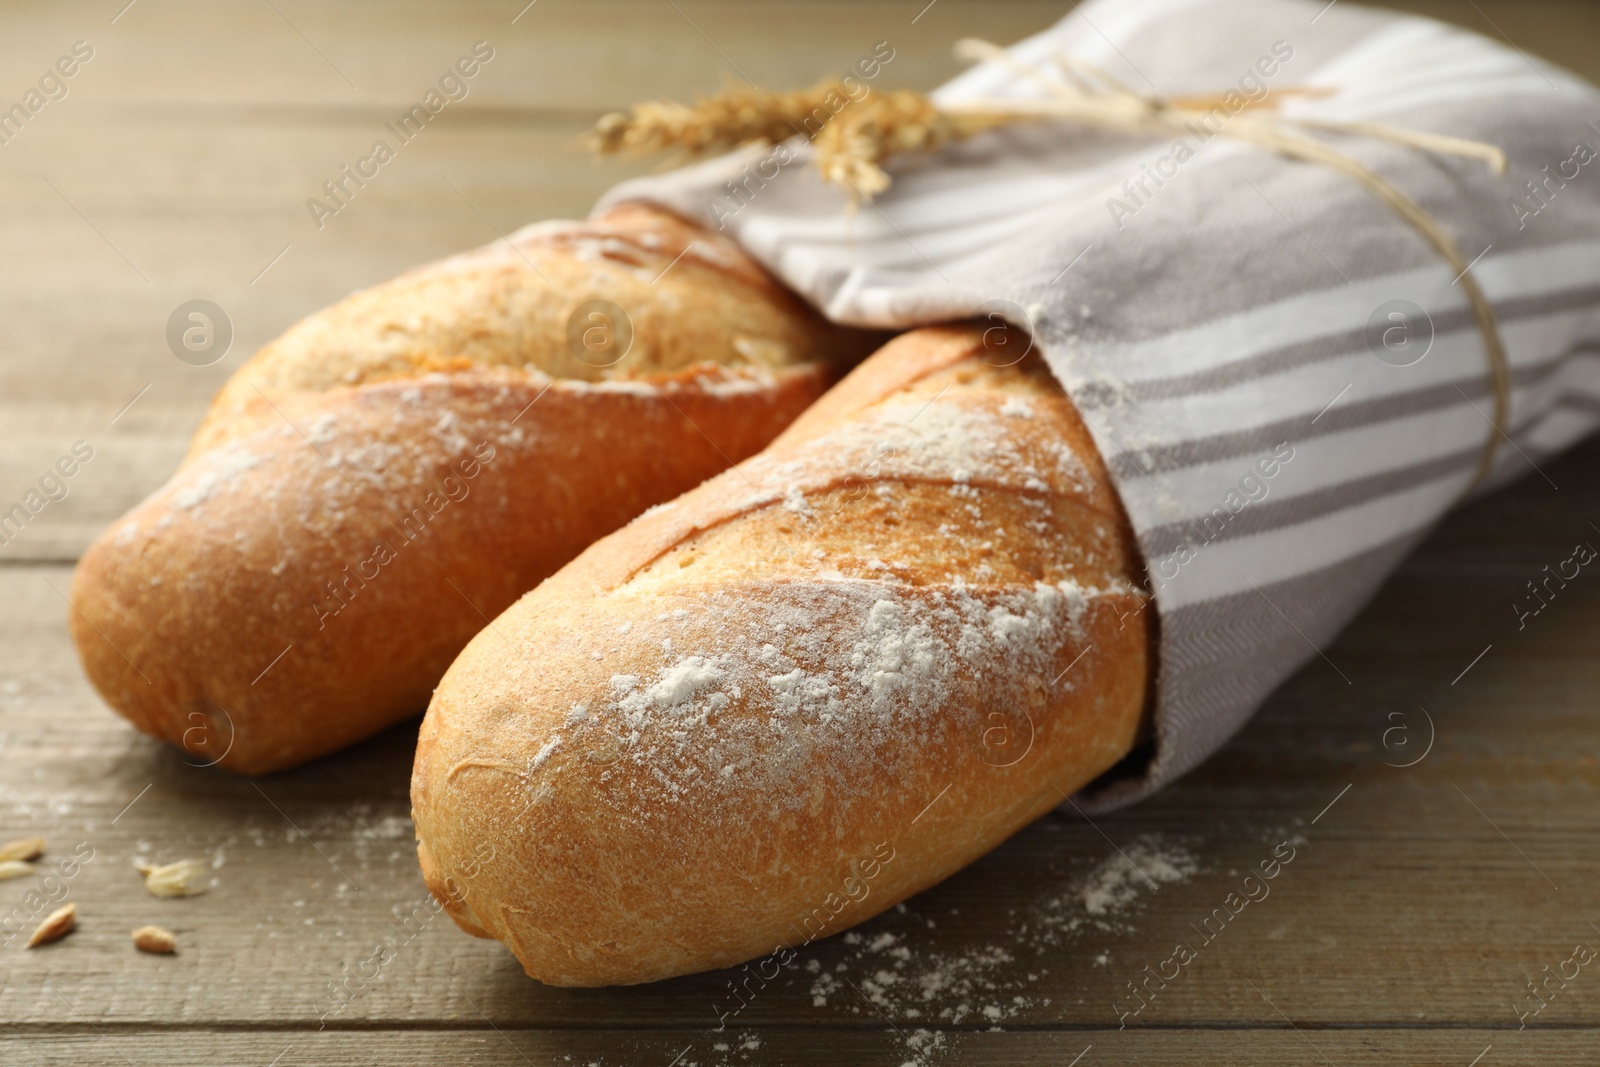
[600, 0, 1600, 809]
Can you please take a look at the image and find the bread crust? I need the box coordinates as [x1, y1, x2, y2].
[410, 325, 1152, 985]
[69, 205, 866, 774]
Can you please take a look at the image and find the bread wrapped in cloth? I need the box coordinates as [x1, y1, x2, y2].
[411, 324, 1152, 985]
[70, 204, 868, 774]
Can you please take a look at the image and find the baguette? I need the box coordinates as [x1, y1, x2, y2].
[70, 204, 871, 774]
[410, 324, 1152, 986]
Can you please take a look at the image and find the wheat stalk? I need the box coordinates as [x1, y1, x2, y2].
[590, 79, 1010, 200]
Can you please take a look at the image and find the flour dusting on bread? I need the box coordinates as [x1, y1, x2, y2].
[172, 445, 262, 510]
[529, 571, 1124, 814]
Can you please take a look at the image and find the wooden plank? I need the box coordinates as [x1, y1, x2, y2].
[0, 1, 1594, 112]
[0, 1028, 1590, 1067]
[0, 1, 1087, 112]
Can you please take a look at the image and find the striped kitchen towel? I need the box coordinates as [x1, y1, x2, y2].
[596, 0, 1600, 808]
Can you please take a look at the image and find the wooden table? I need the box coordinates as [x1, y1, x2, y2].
[3, 2, 1598, 1063]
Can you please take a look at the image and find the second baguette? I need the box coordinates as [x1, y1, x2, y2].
[411, 324, 1152, 985]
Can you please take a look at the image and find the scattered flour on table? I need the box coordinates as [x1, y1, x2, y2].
[802, 835, 1196, 1063]
[351, 813, 414, 842]
[1080, 839, 1197, 916]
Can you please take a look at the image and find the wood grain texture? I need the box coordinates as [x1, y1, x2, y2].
[2, 0, 1599, 1062]
[2, 1030, 1593, 1067]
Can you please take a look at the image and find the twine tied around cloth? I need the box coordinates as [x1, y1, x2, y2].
[592, 39, 1513, 488]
